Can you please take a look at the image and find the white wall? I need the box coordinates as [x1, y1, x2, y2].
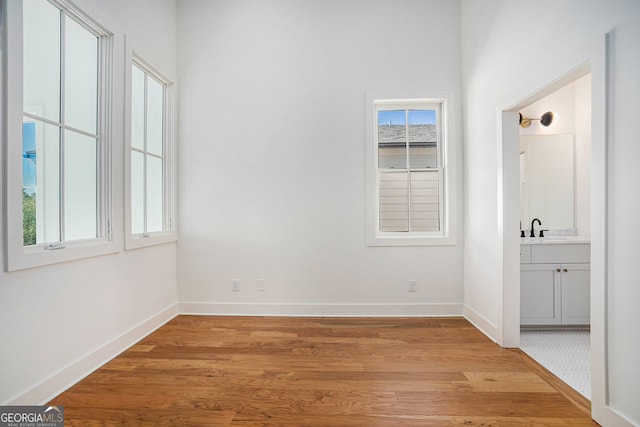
[0, 0, 178, 405]
[574, 74, 592, 240]
[461, 0, 640, 424]
[176, 0, 464, 316]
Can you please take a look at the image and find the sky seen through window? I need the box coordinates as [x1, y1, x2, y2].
[378, 109, 435, 126]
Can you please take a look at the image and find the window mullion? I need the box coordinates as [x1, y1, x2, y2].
[143, 151, 164, 160]
[23, 113, 98, 139]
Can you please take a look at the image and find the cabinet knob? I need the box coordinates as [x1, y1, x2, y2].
[556, 268, 561, 272]
[563, 268, 568, 272]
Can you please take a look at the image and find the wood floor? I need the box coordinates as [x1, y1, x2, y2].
[50, 316, 598, 426]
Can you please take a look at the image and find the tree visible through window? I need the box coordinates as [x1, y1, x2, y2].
[22, 0, 100, 246]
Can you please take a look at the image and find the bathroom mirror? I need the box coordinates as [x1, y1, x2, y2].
[519, 134, 575, 231]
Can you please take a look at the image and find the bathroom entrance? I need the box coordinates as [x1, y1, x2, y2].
[498, 34, 609, 423]
[517, 74, 592, 399]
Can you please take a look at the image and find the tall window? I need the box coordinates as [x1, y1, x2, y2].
[6, 0, 114, 270]
[125, 55, 175, 249]
[131, 61, 166, 236]
[367, 96, 455, 246]
[22, 0, 100, 245]
[377, 106, 441, 232]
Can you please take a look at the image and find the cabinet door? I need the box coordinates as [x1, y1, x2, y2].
[561, 263, 590, 325]
[521, 264, 561, 325]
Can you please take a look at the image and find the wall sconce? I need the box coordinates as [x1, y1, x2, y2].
[519, 111, 555, 128]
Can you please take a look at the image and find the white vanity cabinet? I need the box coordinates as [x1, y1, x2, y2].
[520, 243, 590, 326]
[560, 264, 590, 324]
[521, 263, 561, 325]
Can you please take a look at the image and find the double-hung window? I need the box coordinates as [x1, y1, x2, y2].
[125, 55, 176, 249]
[366, 94, 456, 246]
[5, 0, 114, 270]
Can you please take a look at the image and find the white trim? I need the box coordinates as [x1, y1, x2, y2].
[4, 0, 117, 271]
[497, 110, 521, 348]
[1, 2, 7, 272]
[123, 38, 178, 251]
[463, 304, 499, 344]
[366, 90, 457, 247]
[4, 303, 178, 405]
[48, 0, 111, 37]
[4, 0, 25, 270]
[179, 302, 463, 317]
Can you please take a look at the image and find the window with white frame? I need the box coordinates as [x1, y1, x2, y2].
[367, 96, 455, 246]
[5, 0, 115, 270]
[125, 55, 175, 249]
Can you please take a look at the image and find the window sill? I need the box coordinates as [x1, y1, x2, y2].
[7, 239, 118, 272]
[125, 231, 178, 251]
[367, 233, 456, 247]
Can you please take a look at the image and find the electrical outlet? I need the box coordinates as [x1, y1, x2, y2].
[232, 279, 240, 291]
[408, 280, 417, 292]
[257, 279, 265, 291]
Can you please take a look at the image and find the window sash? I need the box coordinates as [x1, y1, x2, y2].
[375, 102, 444, 236]
[124, 51, 176, 250]
[23, 1, 101, 245]
[377, 107, 441, 170]
[378, 169, 442, 233]
[21, 1, 103, 246]
[130, 60, 168, 236]
[5, 0, 116, 271]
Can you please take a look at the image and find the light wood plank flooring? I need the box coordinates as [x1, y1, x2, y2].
[50, 316, 598, 426]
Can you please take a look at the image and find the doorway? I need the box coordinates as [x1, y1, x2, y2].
[516, 74, 592, 399]
[497, 35, 608, 422]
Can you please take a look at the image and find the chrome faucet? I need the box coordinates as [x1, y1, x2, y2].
[530, 218, 541, 238]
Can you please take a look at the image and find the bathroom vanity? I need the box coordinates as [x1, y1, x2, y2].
[520, 239, 590, 327]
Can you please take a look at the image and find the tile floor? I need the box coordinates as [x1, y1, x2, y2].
[520, 329, 591, 399]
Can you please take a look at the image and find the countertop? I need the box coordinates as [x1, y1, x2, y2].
[520, 236, 591, 245]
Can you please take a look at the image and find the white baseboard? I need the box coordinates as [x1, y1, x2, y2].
[463, 304, 499, 344]
[593, 404, 637, 427]
[179, 302, 463, 317]
[6, 303, 179, 405]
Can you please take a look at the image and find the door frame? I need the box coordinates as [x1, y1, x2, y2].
[496, 34, 625, 425]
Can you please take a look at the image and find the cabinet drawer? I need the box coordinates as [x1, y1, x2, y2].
[531, 244, 590, 264]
